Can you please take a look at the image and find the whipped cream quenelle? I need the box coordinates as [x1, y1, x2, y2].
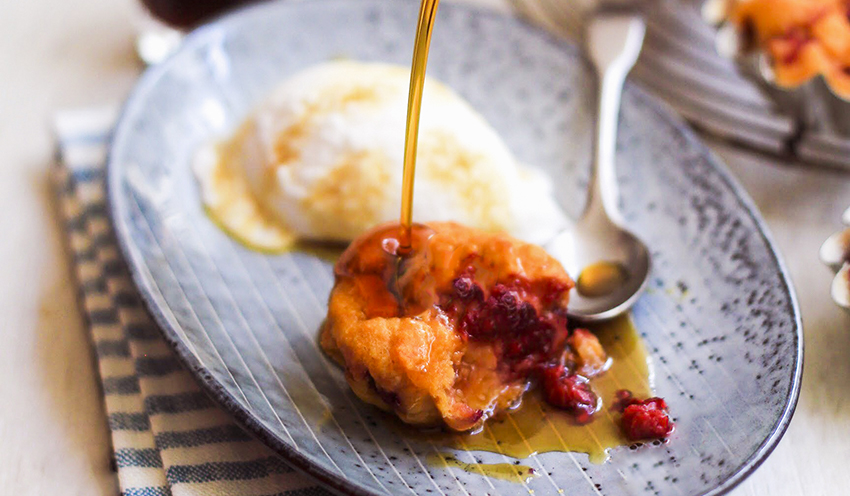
[194, 60, 567, 250]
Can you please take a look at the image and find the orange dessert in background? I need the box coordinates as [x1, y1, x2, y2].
[321, 222, 673, 439]
[727, 0, 850, 97]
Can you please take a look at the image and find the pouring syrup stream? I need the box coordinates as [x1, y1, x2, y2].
[399, 0, 441, 252]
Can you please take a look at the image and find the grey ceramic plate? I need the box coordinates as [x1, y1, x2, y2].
[107, 0, 802, 494]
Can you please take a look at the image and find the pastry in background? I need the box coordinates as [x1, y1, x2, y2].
[718, 0, 850, 97]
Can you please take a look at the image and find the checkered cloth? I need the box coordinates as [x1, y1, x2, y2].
[53, 107, 333, 496]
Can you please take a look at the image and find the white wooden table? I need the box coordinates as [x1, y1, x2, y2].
[1, 0, 848, 494]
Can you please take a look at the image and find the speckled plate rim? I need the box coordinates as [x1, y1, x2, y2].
[105, 1, 804, 495]
[630, 100, 803, 496]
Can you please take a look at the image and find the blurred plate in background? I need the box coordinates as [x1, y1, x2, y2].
[516, 0, 850, 170]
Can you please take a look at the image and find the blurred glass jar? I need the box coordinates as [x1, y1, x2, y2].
[137, 0, 268, 64]
[141, 0, 266, 28]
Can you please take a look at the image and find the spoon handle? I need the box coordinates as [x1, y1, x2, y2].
[583, 11, 646, 226]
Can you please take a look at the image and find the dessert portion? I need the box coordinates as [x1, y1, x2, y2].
[321, 222, 674, 439]
[194, 61, 566, 251]
[721, 0, 850, 97]
[321, 222, 576, 431]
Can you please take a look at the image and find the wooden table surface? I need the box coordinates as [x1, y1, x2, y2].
[2, 0, 848, 494]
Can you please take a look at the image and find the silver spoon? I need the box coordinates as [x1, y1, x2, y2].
[546, 5, 650, 322]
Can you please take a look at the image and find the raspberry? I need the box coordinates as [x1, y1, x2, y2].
[542, 365, 599, 423]
[619, 395, 674, 440]
[453, 276, 483, 301]
[518, 302, 537, 328]
[496, 287, 519, 314]
[440, 270, 571, 380]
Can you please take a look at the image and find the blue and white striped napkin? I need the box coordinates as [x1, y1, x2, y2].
[53, 107, 333, 496]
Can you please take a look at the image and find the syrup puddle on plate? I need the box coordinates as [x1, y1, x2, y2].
[393, 315, 651, 478]
[428, 453, 539, 484]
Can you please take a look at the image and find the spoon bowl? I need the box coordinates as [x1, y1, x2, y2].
[548, 213, 650, 321]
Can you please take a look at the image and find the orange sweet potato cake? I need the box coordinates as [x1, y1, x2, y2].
[321, 222, 673, 439]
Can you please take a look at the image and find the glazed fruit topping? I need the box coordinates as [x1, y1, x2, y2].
[440, 272, 570, 377]
[452, 275, 484, 301]
[614, 390, 674, 441]
[541, 365, 599, 424]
